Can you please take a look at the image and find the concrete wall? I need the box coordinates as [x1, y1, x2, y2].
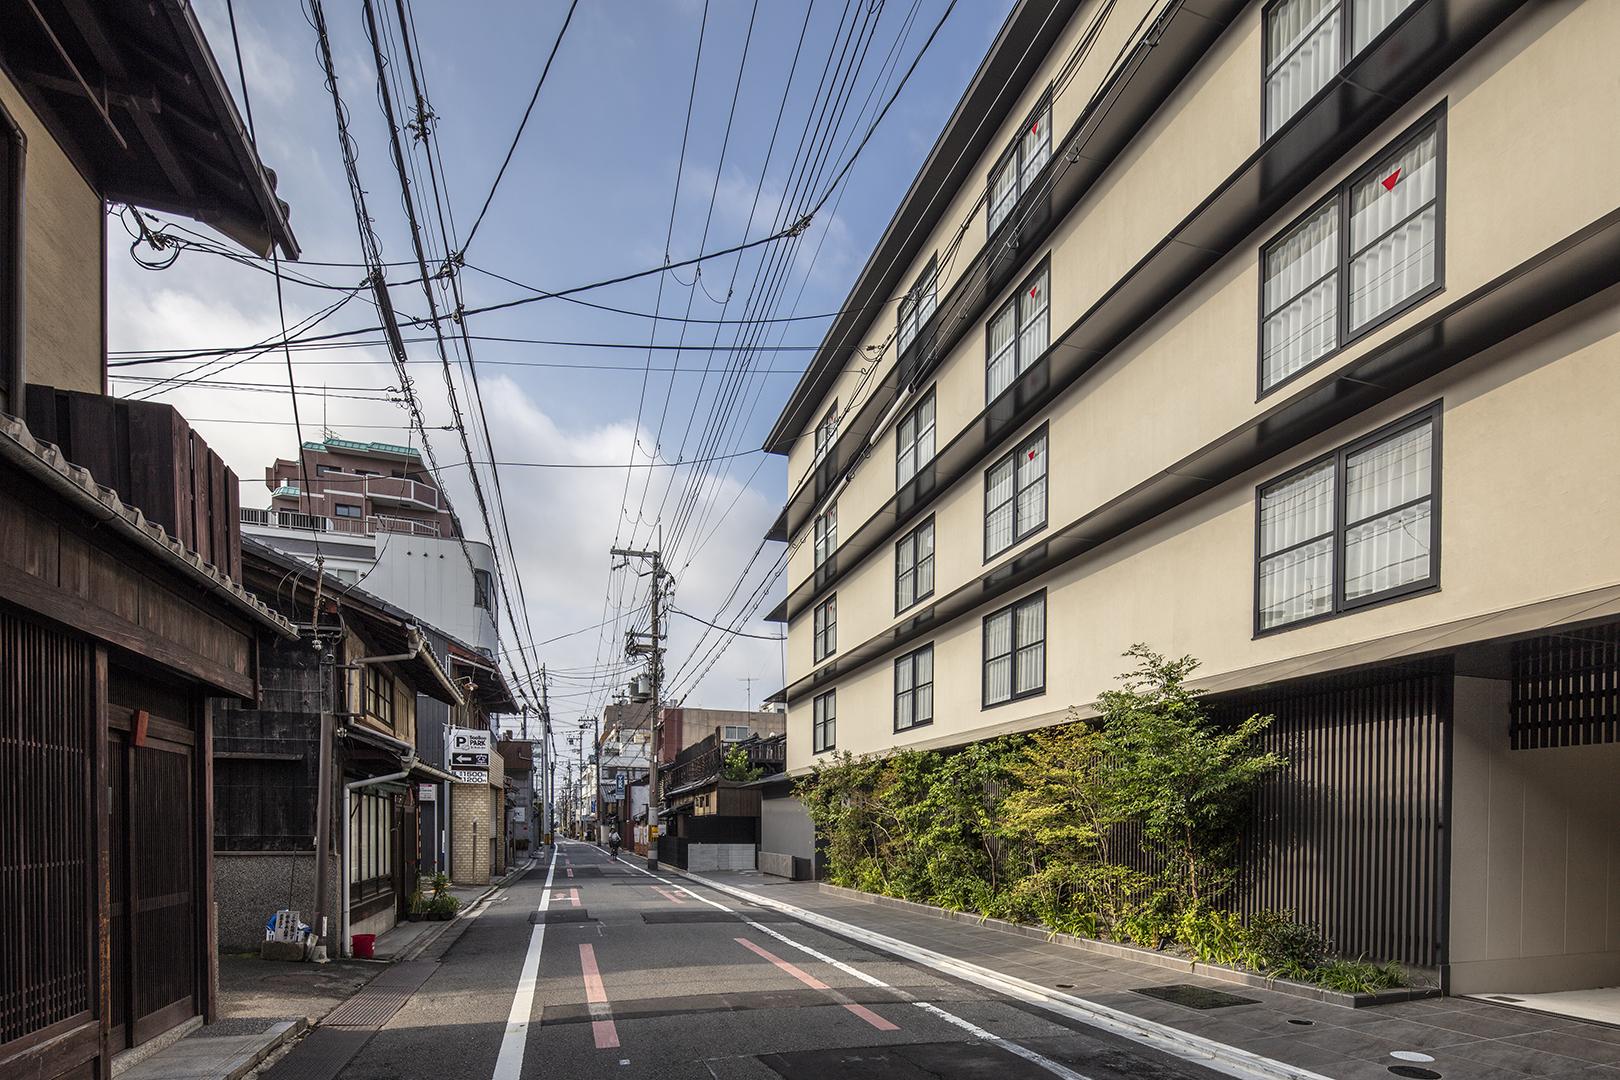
[368, 536, 500, 655]
[214, 851, 339, 952]
[761, 794, 816, 863]
[1449, 676, 1620, 994]
[0, 68, 103, 406]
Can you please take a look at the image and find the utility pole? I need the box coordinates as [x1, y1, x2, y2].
[539, 665, 552, 847]
[610, 540, 667, 869]
[739, 676, 756, 712]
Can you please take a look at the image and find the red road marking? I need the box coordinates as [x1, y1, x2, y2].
[734, 937, 898, 1031]
[579, 944, 619, 1048]
[561, 888, 581, 908]
[652, 886, 686, 905]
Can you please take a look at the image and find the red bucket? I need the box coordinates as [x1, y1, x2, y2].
[351, 933, 376, 959]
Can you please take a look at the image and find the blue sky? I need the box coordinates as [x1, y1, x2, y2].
[108, 0, 1013, 725]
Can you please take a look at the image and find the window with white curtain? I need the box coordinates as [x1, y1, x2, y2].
[1264, 0, 1416, 137]
[813, 503, 836, 569]
[895, 644, 935, 732]
[812, 690, 836, 753]
[898, 256, 938, 357]
[983, 592, 1045, 706]
[1259, 116, 1442, 393]
[1257, 407, 1437, 631]
[985, 428, 1048, 559]
[895, 517, 935, 614]
[989, 91, 1052, 235]
[896, 390, 936, 487]
[986, 263, 1050, 402]
[813, 403, 837, 467]
[813, 595, 837, 662]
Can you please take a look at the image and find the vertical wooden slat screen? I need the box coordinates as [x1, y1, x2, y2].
[0, 603, 95, 1049]
[1510, 623, 1620, 749]
[1211, 667, 1448, 968]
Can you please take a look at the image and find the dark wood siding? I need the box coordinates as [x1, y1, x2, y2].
[1213, 668, 1450, 969]
[1510, 623, 1620, 749]
[0, 603, 96, 1053]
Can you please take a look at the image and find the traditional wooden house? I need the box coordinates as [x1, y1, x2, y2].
[0, 5, 298, 1076]
[213, 541, 463, 953]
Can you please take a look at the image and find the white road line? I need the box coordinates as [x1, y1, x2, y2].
[619, 857, 1086, 1080]
[491, 846, 559, 1080]
[913, 1001, 1095, 1080]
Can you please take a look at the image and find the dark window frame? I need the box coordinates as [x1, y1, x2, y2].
[812, 689, 836, 754]
[894, 643, 935, 733]
[982, 590, 1047, 709]
[813, 594, 837, 663]
[333, 502, 363, 519]
[813, 401, 838, 466]
[897, 254, 939, 358]
[473, 568, 494, 611]
[1260, 0, 1422, 139]
[1257, 106, 1447, 399]
[895, 515, 936, 615]
[985, 258, 1052, 403]
[984, 424, 1049, 562]
[1253, 401, 1442, 637]
[813, 502, 837, 569]
[986, 84, 1053, 238]
[895, 387, 937, 489]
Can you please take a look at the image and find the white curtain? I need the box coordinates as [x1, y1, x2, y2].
[989, 158, 1017, 233]
[914, 522, 935, 598]
[1265, 0, 1341, 137]
[1018, 270, 1050, 377]
[1014, 598, 1045, 694]
[1262, 201, 1339, 390]
[986, 458, 1015, 554]
[1015, 435, 1048, 535]
[1343, 420, 1432, 598]
[1258, 461, 1336, 628]
[1350, 128, 1438, 329]
[985, 610, 1013, 703]
[1019, 103, 1051, 192]
[1353, 0, 1414, 53]
[987, 302, 1017, 400]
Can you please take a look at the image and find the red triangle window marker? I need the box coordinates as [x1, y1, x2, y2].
[1028, 450, 1037, 461]
[1030, 286, 1038, 298]
[1381, 167, 1402, 192]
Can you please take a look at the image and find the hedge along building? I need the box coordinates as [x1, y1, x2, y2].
[213, 541, 464, 953]
[762, 0, 1620, 1000]
[0, 4, 301, 1075]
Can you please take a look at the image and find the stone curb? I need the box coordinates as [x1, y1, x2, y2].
[815, 882, 1439, 1009]
[669, 867, 1339, 1080]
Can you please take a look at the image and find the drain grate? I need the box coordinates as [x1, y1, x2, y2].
[1131, 984, 1260, 1010]
[1287, 1018, 1315, 1026]
[530, 908, 593, 924]
[1388, 1068, 1441, 1079]
[323, 991, 408, 1028]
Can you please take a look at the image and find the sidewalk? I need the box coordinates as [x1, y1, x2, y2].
[115, 857, 538, 1080]
[678, 868, 1620, 1080]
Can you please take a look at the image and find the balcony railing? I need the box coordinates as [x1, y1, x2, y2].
[361, 474, 441, 510]
[241, 508, 442, 540]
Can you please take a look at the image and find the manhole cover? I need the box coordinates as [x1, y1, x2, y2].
[1387, 1068, 1441, 1079]
[1131, 984, 1260, 1010]
[1392, 1052, 1435, 1063]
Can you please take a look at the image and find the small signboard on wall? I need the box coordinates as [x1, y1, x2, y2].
[417, 783, 436, 802]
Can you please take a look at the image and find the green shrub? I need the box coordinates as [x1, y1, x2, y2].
[1240, 911, 1328, 977]
[429, 893, 460, 917]
[1312, 959, 1407, 993]
[1176, 902, 1245, 965]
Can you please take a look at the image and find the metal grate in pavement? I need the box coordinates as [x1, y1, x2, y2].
[322, 990, 409, 1028]
[261, 961, 438, 1080]
[530, 908, 594, 924]
[1131, 984, 1259, 1010]
[261, 1028, 371, 1080]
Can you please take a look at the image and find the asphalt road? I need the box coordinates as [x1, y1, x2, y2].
[330, 841, 1229, 1080]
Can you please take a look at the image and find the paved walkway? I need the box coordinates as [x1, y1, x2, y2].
[680, 869, 1620, 1080]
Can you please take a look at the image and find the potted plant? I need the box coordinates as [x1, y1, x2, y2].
[428, 893, 461, 921]
[406, 886, 429, 922]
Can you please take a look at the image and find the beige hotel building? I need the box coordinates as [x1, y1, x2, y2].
[759, 0, 1620, 998]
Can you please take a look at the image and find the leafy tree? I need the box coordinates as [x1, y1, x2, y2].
[721, 743, 764, 783]
[1095, 645, 1284, 907]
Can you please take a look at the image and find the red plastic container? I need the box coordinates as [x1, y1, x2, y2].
[351, 933, 376, 959]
